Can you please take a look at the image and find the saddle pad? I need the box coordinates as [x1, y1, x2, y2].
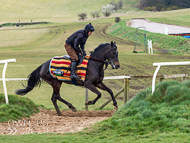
[49, 55, 89, 81]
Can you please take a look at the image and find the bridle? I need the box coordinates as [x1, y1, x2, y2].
[90, 45, 118, 75]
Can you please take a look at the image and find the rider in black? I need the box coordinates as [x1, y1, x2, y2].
[65, 23, 95, 80]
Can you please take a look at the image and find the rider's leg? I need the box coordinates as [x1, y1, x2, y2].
[64, 43, 79, 79]
[70, 60, 79, 79]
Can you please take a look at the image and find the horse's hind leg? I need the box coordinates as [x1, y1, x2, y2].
[51, 82, 77, 115]
[51, 93, 62, 116]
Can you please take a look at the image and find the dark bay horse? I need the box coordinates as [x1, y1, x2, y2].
[16, 41, 120, 116]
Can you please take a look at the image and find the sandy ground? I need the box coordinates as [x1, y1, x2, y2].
[129, 19, 190, 34]
[0, 109, 114, 135]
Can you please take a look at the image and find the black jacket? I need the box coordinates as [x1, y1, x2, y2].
[65, 30, 89, 53]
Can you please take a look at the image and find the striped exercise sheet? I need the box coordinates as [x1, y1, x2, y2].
[49, 55, 90, 81]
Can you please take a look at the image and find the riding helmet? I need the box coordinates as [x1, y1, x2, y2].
[84, 23, 95, 32]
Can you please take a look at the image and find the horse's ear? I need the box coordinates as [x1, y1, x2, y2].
[111, 41, 113, 46]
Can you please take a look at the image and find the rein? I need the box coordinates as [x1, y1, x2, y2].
[89, 47, 111, 75]
[89, 57, 109, 64]
[89, 57, 109, 74]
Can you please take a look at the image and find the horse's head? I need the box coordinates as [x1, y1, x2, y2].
[106, 41, 120, 69]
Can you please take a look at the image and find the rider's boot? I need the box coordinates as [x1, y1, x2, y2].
[70, 61, 79, 79]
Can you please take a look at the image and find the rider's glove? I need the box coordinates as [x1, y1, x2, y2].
[82, 51, 86, 56]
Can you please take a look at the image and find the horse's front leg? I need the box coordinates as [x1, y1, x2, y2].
[96, 82, 118, 110]
[84, 82, 102, 105]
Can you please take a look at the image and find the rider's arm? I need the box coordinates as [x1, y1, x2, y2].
[80, 42, 86, 51]
[73, 33, 83, 53]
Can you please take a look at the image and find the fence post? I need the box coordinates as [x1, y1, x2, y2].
[0, 58, 16, 104]
[182, 76, 186, 82]
[85, 88, 88, 110]
[123, 78, 129, 104]
[3, 63, 8, 104]
[164, 27, 168, 35]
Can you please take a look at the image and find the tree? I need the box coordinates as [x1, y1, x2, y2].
[102, 4, 115, 17]
[138, 0, 190, 11]
[110, 1, 118, 10]
[118, 0, 123, 9]
[78, 13, 87, 20]
[115, 17, 121, 23]
[110, 0, 123, 10]
[91, 11, 101, 18]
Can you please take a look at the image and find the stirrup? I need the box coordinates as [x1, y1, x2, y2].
[71, 73, 80, 79]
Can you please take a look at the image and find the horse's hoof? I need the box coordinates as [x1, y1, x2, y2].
[85, 101, 93, 105]
[85, 101, 89, 105]
[71, 108, 77, 112]
[58, 113, 63, 116]
[114, 106, 118, 111]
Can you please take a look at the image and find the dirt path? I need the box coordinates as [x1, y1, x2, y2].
[0, 109, 114, 135]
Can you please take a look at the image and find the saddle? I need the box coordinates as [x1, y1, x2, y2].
[49, 55, 90, 81]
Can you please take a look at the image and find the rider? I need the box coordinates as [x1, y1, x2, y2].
[65, 23, 95, 80]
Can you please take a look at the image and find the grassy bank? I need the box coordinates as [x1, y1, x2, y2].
[0, 94, 39, 122]
[94, 80, 190, 135]
[108, 20, 190, 53]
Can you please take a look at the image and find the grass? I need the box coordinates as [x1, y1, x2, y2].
[0, 132, 190, 143]
[0, 94, 39, 122]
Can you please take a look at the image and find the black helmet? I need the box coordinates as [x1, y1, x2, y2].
[84, 23, 95, 32]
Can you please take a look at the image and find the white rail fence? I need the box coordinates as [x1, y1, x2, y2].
[152, 61, 190, 94]
[0, 59, 16, 104]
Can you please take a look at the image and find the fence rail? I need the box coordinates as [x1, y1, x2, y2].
[152, 61, 190, 94]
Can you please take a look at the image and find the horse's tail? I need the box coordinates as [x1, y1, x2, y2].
[15, 64, 43, 96]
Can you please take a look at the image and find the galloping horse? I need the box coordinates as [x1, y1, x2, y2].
[16, 41, 120, 116]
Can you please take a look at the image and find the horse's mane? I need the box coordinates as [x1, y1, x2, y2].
[90, 43, 110, 55]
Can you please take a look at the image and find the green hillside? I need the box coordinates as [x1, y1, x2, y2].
[0, 0, 111, 23]
[0, 0, 141, 24]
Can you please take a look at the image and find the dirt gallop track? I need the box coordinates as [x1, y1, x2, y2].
[0, 109, 114, 135]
